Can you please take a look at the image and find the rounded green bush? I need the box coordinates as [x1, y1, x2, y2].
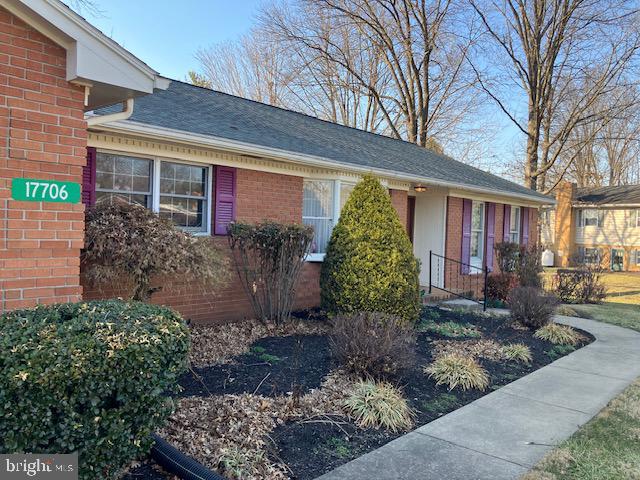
[320, 174, 420, 322]
[0, 300, 190, 479]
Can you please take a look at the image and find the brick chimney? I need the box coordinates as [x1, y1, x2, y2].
[554, 181, 577, 267]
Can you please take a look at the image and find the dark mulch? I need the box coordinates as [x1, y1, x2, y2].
[121, 461, 173, 480]
[269, 308, 594, 479]
[178, 334, 332, 397]
[151, 307, 593, 480]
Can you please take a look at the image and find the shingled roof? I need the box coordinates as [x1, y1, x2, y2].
[96, 80, 550, 203]
[575, 184, 640, 205]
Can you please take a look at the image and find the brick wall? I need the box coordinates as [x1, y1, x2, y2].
[389, 189, 408, 229]
[0, 7, 86, 312]
[444, 197, 539, 297]
[82, 167, 320, 325]
[553, 181, 576, 267]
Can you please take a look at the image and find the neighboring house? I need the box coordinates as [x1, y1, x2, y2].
[0, 0, 550, 324]
[541, 182, 640, 271]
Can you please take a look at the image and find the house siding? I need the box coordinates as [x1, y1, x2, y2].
[0, 7, 87, 312]
[574, 208, 640, 246]
[81, 167, 321, 324]
[444, 196, 538, 297]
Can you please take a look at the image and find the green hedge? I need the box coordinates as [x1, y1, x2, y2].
[320, 174, 420, 322]
[0, 300, 190, 479]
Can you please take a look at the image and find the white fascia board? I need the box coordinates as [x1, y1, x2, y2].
[572, 203, 640, 208]
[5, 0, 167, 94]
[96, 119, 552, 205]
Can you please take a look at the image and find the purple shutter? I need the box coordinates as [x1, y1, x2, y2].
[82, 147, 96, 206]
[503, 204, 511, 242]
[214, 166, 237, 235]
[461, 199, 472, 274]
[485, 202, 495, 271]
[521, 207, 529, 246]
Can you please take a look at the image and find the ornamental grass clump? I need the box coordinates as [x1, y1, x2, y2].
[227, 221, 314, 325]
[425, 353, 490, 391]
[329, 311, 416, 379]
[344, 380, 414, 432]
[501, 343, 533, 364]
[320, 174, 420, 323]
[0, 300, 190, 479]
[84, 201, 229, 301]
[534, 323, 582, 345]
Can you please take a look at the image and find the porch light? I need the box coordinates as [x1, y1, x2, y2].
[414, 184, 427, 193]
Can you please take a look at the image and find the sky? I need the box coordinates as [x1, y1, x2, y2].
[84, 1, 261, 81]
[78, 0, 522, 177]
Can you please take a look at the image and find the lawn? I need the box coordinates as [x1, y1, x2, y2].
[523, 379, 640, 480]
[544, 269, 640, 331]
[569, 303, 640, 332]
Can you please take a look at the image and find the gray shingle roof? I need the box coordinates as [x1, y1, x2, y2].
[97, 80, 549, 202]
[575, 185, 640, 205]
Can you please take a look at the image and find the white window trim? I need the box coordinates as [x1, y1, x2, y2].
[510, 206, 521, 243]
[636, 209, 640, 228]
[153, 158, 213, 236]
[470, 201, 485, 270]
[97, 149, 213, 236]
[304, 178, 350, 262]
[579, 208, 601, 228]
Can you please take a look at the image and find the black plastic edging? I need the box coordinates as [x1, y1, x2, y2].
[150, 434, 228, 480]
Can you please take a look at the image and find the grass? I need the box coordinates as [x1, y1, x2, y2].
[543, 269, 640, 332]
[421, 393, 459, 414]
[417, 320, 481, 338]
[569, 303, 640, 332]
[523, 379, 640, 480]
[544, 344, 576, 361]
[425, 353, 490, 391]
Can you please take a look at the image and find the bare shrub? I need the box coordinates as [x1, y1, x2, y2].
[508, 287, 558, 329]
[484, 272, 519, 302]
[329, 312, 416, 379]
[227, 221, 313, 325]
[494, 242, 521, 273]
[84, 202, 228, 301]
[553, 265, 607, 304]
[517, 245, 543, 288]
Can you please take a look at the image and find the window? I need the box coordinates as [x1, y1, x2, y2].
[302, 179, 357, 259]
[579, 247, 602, 265]
[95, 152, 212, 234]
[635, 210, 640, 228]
[578, 209, 602, 227]
[303, 180, 335, 256]
[96, 153, 152, 207]
[340, 182, 355, 211]
[541, 208, 552, 226]
[635, 250, 640, 266]
[509, 206, 521, 243]
[470, 201, 485, 269]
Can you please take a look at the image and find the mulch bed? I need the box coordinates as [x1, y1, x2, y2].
[130, 307, 593, 480]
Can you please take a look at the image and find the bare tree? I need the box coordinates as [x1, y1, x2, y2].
[469, 0, 640, 191]
[261, 0, 481, 149]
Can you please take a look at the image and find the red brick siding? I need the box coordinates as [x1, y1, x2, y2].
[389, 189, 408, 230]
[0, 7, 86, 312]
[444, 197, 539, 296]
[82, 167, 320, 325]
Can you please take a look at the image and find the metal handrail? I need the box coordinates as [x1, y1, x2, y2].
[428, 250, 489, 311]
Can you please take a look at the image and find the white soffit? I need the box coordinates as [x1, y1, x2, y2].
[3, 0, 170, 109]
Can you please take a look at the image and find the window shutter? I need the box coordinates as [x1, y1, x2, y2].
[598, 210, 604, 227]
[82, 147, 97, 206]
[503, 205, 511, 242]
[461, 198, 472, 274]
[214, 166, 237, 235]
[485, 203, 495, 271]
[521, 207, 529, 246]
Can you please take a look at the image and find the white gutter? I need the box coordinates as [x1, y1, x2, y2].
[93, 119, 553, 205]
[572, 203, 640, 208]
[87, 99, 134, 126]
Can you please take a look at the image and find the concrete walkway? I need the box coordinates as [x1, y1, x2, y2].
[318, 316, 640, 480]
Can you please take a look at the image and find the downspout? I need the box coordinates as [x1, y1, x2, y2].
[86, 98, 134, 126]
